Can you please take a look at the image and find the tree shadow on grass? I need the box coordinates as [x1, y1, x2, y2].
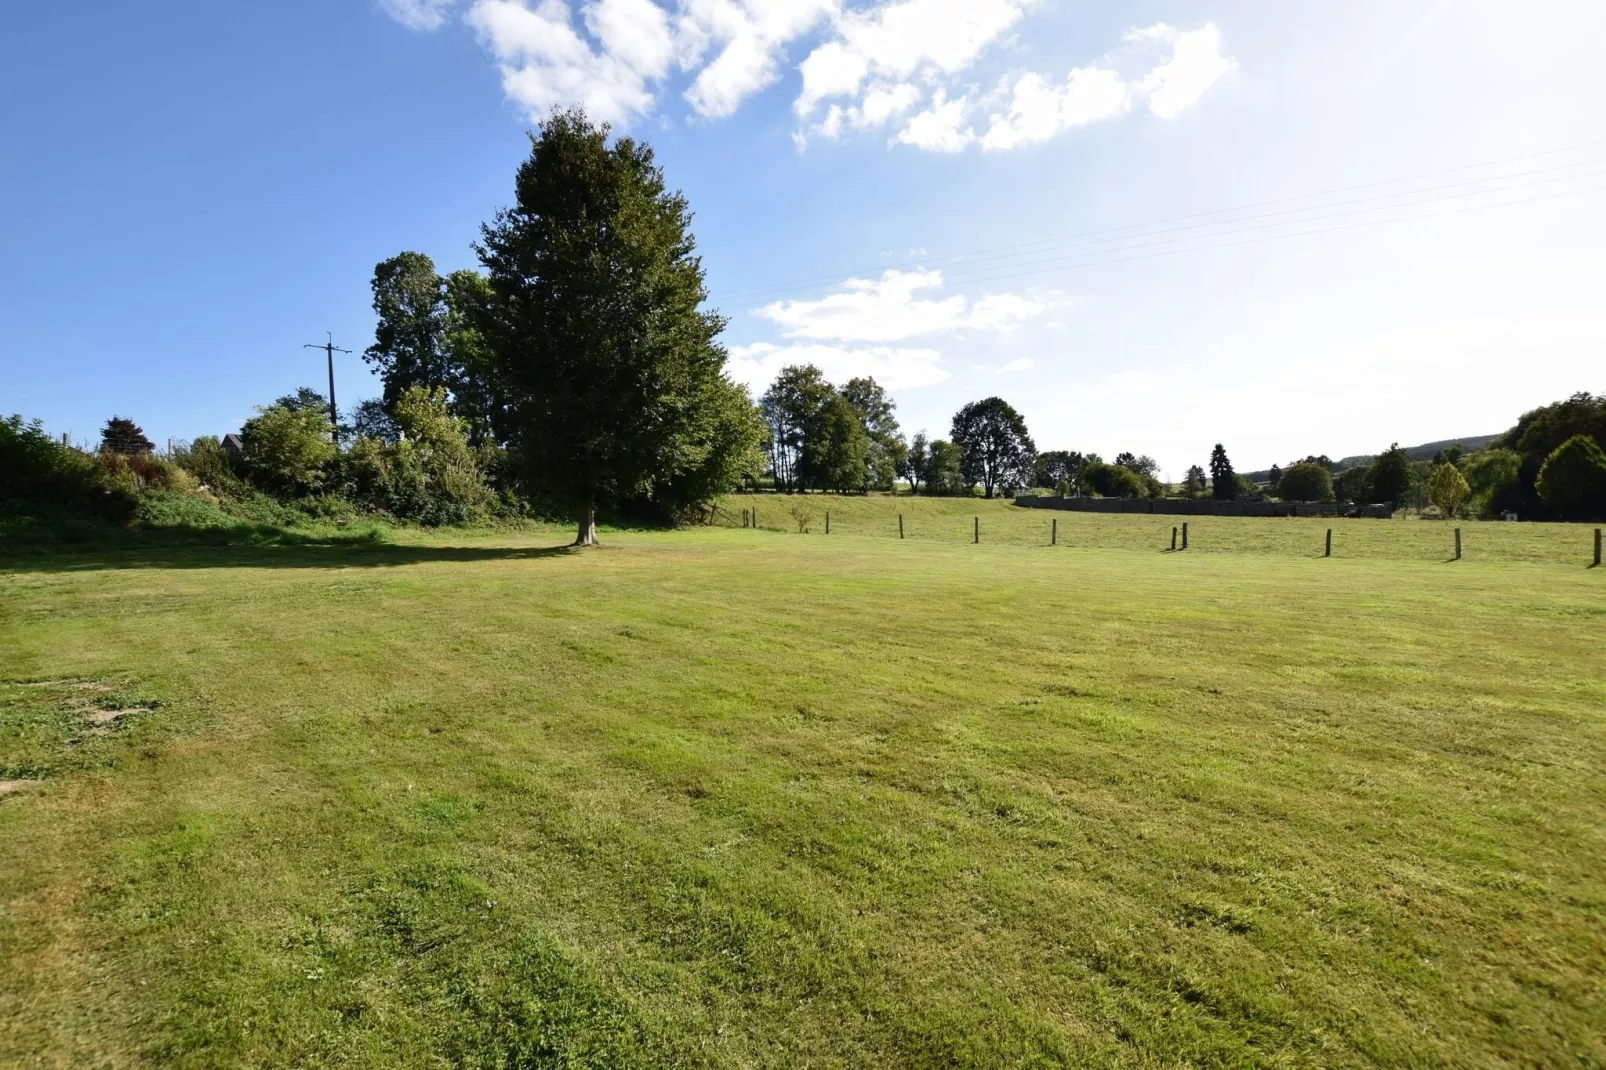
[0, 525, 588, 573]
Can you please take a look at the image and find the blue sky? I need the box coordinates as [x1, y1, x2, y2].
[4, 0, 1604, 477]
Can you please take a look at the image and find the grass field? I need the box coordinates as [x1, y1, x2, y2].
[3, 503, 1604, 1067]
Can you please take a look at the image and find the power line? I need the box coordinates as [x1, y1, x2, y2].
[907, 181, 1606, 291]
[919, 165, 1606, 290]
[708, 137, 1606, 304]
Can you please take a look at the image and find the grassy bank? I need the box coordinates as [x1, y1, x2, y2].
[2, 525, 1603, 1066]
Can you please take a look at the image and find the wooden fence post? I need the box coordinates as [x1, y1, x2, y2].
[1594, 528, 1601, 567]
[1455, 528, 1463, 560]
[1325, 529, 1332, 558]
[899, 514, 904, 540]
[826, 511, 830, 535]
[1182, 523, 1189, 550]
[1052, 518, 1057, 546]
[1171, 527, 1177, 551]
[974, 517, 979, 544]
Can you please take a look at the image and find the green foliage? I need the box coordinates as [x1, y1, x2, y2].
[275, 386, 332, 415]
[1427, 462, 1471, 518]
[1496, 392, 1606, 517]
[1, 415, 124, 515]
[336, 386, 493, 525]
[172, 435, 246, 495]
[642, 376, 766, 521]
[1113, 452, 1158, 477]
[1368, 444, 1413, 508]
[1182, 464, 1208, 500]
[1208, 444, 1236, 500]
[475, 109, 739, 543]
[100, 416, 154, 456]
[951, 397, 1035, 498]
[1035, 450, 1090, 495]
[925, 438, 963, 495]
[841, 376, 905, 491]
[1084, 461, 1147, 499]
[365, 252, 451, 409]
[240, 403, 338, 496]
[901, 431, 929, 494]
[1333, 466, 1369, 504]
[1535, 434, 1606, 520]
[761, 364, 834, 493]
[1276, 462, 1334, 503]
[800, 392, 869, 493]
[1462, 448, 1522, 517]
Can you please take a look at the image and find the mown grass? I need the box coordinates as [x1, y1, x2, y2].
[723, 493, 1604, 566]
[1, 517, 1603, 1067]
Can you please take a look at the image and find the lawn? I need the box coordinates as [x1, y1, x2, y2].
[2, 508, 1604, 1067]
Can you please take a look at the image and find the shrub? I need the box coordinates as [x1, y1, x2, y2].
[241, 404, 338, 496]
[174, 436, 246, 495]
[1276, 462, 1334, 503]
[1462, 448, 1522, 517]
[1536, 434, 1606, 520]
[1084, 462, 1146, 499]
[1427, 462, 1471, 518]
[0, 415, 133, 519]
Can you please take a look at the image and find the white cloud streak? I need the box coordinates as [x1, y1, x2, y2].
[727, 342, 949, 392]
[757, 269, 1045, 342]
[382, 1, 1233, 148]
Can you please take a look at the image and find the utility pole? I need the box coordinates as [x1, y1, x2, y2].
[303, 333, 352, 442]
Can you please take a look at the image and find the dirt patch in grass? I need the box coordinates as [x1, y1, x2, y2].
[0, 778, 41, 796]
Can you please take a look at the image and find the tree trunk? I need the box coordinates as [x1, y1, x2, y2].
[574, 500, 599, 547]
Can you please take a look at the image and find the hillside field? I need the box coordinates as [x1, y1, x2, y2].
[3, 501, 1604, 1067]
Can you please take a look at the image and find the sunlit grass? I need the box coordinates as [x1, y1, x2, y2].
[2, 522, 1603, 1066]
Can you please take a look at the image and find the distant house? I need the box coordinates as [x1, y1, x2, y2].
[222, 433, 245, 464]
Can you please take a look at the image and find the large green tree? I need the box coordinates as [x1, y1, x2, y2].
[100, 417, 154, 456]
[760, 364, 835, 493]
[1368, 444, 1413, 509]
[901, 431, 929, 494]
[1536, 434, 1606, 520]
[474, 109, 746, 545]
[1208, 444, 1236, 500]
[841, 376, 905, 491]
[1276, 462, 1334, 503]
[951, 397, 1035, 498]
[801, 391, 869, 493]
[364, 252, 451, 409]
[1497, 392, 1606, 517]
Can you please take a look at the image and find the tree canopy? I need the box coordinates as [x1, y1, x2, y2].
[100, 417, 154, 456]
[1276, 462, 1334, 503]
[474, 108, 752, 544]
[951, 397, 1035, 498]
[1535, 434, 1606, 520]
[1208, 444, 1236, 500]
[1368, 444, 1413, 508]
[1427, 462, 1470, 517]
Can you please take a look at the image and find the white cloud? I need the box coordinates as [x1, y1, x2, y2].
[682, 0, 837, 118]
[382, 0, 463, 31]
[998, 357, 1035, 373]
[980, 67, 1130, 150]
[757, 269, 1045, 341]
[894, 90, 974, 152]
[467, 0, 663, 124]
[383, 0, 1233, 146]
[796, 0, 1027, 116]
[1131, 23, 1234, 119]
[727, 342, 949, 391]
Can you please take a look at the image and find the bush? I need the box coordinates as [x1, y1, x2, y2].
[1427, 462, 1471, 518]
[174, 435, 246, 495]
[0, 415, 133, 519]
[332, 387, 493, 525]
[1536, 434, 1606, 520]
[241, 404, 339, 496]
[1463, 448, 1522, 518]
[1276, 462, 1334, 503]
[1084, 462, 1146, 499]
